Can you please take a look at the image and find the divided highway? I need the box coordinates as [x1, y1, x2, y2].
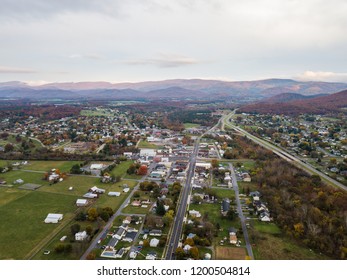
[223, 112, 347, 192]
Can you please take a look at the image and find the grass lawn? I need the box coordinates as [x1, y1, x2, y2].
[0, 191, 78, 259]
[137, 140, 162, 149]
[0, 169, 49, 186]
[252, 232, 330, 260]
[184, 123, 200, 129]
[0, 135, 42, 152]
[110, 160, 135, 178]
[0, 188, 30, 206]
[249, 220, 330, 260]
[22, 160, 83, 173]
[80, 109, 113, 117]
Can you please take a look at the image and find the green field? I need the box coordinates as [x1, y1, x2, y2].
[80, 109, 113, 117]
[0, 190, 78, 259]
[22, 161, 83, 173]
[137, 140, 162, 149]
[184, 123, 200, 129]
[0, 135, 43, 152]
[0, 157, 139, 260]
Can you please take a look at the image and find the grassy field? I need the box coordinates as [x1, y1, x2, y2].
[137, 140, 162, 149]
[0, 135, 42, 152]
[0, 158, 138, 260]
[0, 191, 78, 259]
[250, 220, 329, 260]
[215, 246, 247, 260]
[184, 123, 200, 129]
[22, 161, 83, 173]
[110, 160, 135, 178]
[80, 109, 113, 117]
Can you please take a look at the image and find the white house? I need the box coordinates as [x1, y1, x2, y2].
[76, 199, 88, 207]
[44, 213, 63, 224]
[75, 231, 88, 241]
[83, 192, 98, 199]
[140, 148, 157, 157]
[150, 238, 160, 247]
[90, 186, 105, 194]
[189, 210, 201, 218]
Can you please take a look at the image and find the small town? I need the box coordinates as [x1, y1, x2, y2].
[1, 106, 346, 261]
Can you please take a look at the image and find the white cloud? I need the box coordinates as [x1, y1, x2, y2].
[124, 53, 200, 68]
[296, 71, 347, 83]
[0, 66, 36, 74]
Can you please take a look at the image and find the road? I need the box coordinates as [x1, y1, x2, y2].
[164, 140, 200, 259]
[223, 113, 347, 192]
[228, 163, 254, 259]
[80, 176, 146, 260]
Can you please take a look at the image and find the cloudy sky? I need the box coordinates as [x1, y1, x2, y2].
[1, 0, 347, 83]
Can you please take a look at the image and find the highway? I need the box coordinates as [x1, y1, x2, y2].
[223, 112, 347, 192]
[164, 139, 200, 259]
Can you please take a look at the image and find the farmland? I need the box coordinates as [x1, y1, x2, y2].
[0, 159, 139, 259]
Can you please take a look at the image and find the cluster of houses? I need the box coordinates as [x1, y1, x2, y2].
[101, 215, 163, 259]
[237, 113, 347, 166]
[76, 186, 105, 207]
[250, 191, 271, 222]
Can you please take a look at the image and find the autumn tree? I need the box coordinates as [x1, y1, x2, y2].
[137, 165, 148, 175]
[87, 208, 98, 221]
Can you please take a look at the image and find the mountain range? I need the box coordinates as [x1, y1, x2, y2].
[0, 78, 347, 102]
[240, 90, 347, 115]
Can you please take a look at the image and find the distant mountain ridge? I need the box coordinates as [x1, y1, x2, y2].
[0, 78, 346, 101]
[240, 89, 347, 115]
[262, 92, 328, 103]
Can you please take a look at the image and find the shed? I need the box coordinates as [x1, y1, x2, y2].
[108, 192, 121, 197]
[76, 199, 88, 207]
[44, 213, 63, 224]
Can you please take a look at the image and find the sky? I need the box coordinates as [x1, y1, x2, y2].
[0, 0, 347, 84]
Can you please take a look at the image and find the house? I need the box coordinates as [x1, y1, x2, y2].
[150, 238, 160, 247]
[132, 200, 141, 207]
[229, 228, 238, 244]
[187, 233, 196, 239]
[224, 172, 232, 183]
[146, 252, 157, 260]
[249, 191, 260, 198]
[149, 229, 162, 236]
[259, 212, 271, 222]
[115, 248, 125, 258]
[123, 231, 137, 242]
[221, 198, 230, 216]
[83, 192, 98, 199]
[76, 199, 88, 207]
[189, 210, 201, 218]
[44, 213, 63, 224]
[183, 244, 192, 253]
[75, 231, 88, 241]
[242, 173, 251, 182]
[108, 191, 121, 197]
[89, 186, 105, 194]
[114, 227, 126, 240]
[123, 216, 132, 224]
[129, 251, 137, 259]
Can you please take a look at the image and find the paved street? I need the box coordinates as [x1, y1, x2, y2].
[228, 163, 254, 259]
